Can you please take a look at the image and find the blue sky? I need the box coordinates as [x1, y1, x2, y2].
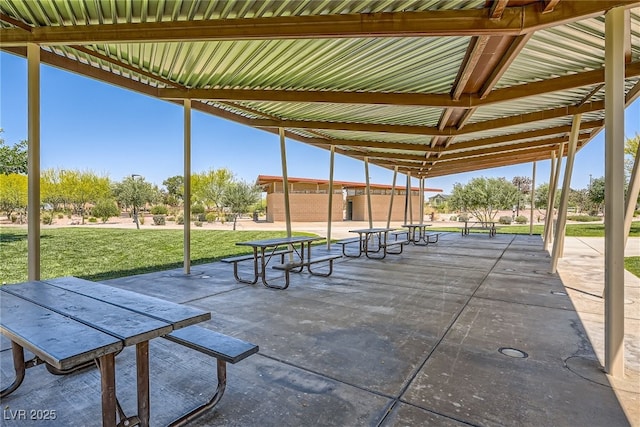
[1, 51, 638, 195]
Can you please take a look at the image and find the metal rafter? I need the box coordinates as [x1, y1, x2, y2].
[2, 2, 638, 46]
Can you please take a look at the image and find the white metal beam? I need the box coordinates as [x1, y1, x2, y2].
[279, 128, 292, 239]
[365, 157, 373, 228]
[183, 99, 191, 274]
[327, 145, 335, 250]
[624, 143, 640, 247]
[419, 178, 425, 224]
[27, 43, 40, 281]
[604, 6, 626, 378]
[530, 162, 536, 235]
[543, 152, 556, 249]
[387, 166, 398, 229]
[408, 173, 414, 224]
[551, 114, 581, 272]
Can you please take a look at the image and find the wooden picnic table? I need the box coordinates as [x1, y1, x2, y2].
[401, 223, 433, 245]
[236, 236, 335, 290]
[348, 227, 407, 259]
[461, 220, 497, 237]
[0, 277, 211, 427]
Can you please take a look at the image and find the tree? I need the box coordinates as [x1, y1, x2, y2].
[222, 180, 261, 230]
[625, 133, 640, 206]
[0, 173, 27, 221]
[449, 177, 519, 224]
[534, 183, 561, 212]
[512, 176, 532, 217]
[162, 175, 184, 206]
[41, 169, 70, 212]
[58, 170, 112, 224]
[567, 188, 593, 214]
[0, 131, 28, 175]
[625, 132, 639, 177]
[115, 175, 156, 229]
[192, 168, 234, 214]
[588, 176, 605, 214]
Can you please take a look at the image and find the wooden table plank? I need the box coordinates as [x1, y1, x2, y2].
[3, 281, 173, 346]
[0, 291, 122, 370]
[45, 277, 211, 329]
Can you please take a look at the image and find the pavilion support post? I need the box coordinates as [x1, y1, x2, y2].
[551, 114, 581, 273]
[27, 43, 40, 281]
[183, 99, 191, 274]
[550, 143, 564, 245]
[326, 146, 335, 250]
[543, 152, 556, 249]
[545, 145, 564, 251]
[279, 128, 292, 240]
[604, 6, 625, 378]
[386, 166, 398, 229]
[364, 157, 373, 228]
[624, 143, 640, 248]
[404, 175, 410, 225]
[530, 162, 536, 236]
[419, 178, 425, 224]
[408, 173, 413, 224]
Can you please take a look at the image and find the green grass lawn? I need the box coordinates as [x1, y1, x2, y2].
[625, 257, 640, 279]
[430, 221, 640, 237]
[2, 223, 639, 284]
[0, 228, 316, 284]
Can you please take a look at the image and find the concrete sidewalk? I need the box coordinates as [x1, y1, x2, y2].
[556, 236, 640, 425]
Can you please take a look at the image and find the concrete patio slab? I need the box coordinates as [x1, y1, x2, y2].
[1, 233, 637, 426]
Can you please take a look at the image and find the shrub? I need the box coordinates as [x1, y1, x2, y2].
[197, 213, 206, 222]
[191, 203, 205, 215]
[57, 213, 64, 219]
[176, 213, 184, 225]
[88, 217, 98, 223]
[150, 205, 168, 215]
[449, 215, 457, 221]
[567, 215, 601, 222]
[498, 216, 512, 225]
[138, 215, 145, 225]
[166, 216, 175, 222]
[515, 215, 528, 224]
[41, 213, 53, 225]
[92, 199, 120, 223]
[205, 212, 217, 223]
[152, 215, 166, 226]
[457, 213, 469, 222]
[194, 221, 203, 227]
[11, 214, 17, 223]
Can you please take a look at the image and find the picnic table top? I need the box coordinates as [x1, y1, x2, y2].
[349, 227, 395, 234]
[236, 236, 323, 247]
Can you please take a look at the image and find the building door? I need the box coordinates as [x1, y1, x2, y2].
[346, 201, 353, 220]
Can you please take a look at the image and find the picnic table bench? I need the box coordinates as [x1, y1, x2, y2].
[272, 253, 342, 277]
[335, 237, 363, 257]
[164, 326, 258, 426]
[221, 249, 292, 284]
[0, 277, 258, 426]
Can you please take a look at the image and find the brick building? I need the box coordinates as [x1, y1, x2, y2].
[257, 175, 441, 222]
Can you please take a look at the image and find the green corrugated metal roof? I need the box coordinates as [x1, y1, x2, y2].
[1, 1, 639, 177]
